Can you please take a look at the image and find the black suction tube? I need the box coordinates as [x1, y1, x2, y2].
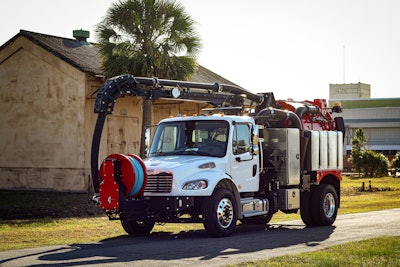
[90, 113, 106, 194]
[255, 107, 303, 130]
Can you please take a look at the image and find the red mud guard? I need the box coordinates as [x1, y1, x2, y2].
[98, 153, 147, 210]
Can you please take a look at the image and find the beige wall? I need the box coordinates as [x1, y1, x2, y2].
[152, 99, 209, 124]
[0, 37, 87, 191]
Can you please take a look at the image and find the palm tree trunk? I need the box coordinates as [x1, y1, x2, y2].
[140, 98, 152, 158]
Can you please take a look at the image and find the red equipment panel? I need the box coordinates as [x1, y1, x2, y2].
[99, 158, 120, 210]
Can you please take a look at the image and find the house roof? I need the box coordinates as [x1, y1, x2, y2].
[189, 65, 240, 86]
[1, 30, 239, 86]
[1, 30, 102, 75]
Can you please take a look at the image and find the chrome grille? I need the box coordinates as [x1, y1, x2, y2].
[145, 172, 173, 193]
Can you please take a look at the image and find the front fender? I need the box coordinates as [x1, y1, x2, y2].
[180, 170, 243, 219]
[180, 170, 243, 218]
[180, 169, 233, 196]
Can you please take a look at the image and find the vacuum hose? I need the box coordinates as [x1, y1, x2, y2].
[255, 107, 303, 130]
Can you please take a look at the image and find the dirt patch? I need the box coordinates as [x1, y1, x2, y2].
[0, 190, 104, 220]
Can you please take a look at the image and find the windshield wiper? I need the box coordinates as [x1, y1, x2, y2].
[176, 150, 213, 156]
[151, 151, 165, 156]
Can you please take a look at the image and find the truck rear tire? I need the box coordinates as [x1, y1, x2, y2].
[203, 188, 237, 237]
[311, 184, 338, 226]
[300, 190, 314, 226]
[121, 215, 155, 235]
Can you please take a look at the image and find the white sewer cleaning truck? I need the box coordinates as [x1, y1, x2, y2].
[91, 75, 344, 237]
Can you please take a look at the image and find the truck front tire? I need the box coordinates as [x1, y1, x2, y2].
[203, 188, 238, 237]
[121, 215, 155, 235]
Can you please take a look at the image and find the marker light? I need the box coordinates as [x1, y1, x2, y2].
[171, 87, 181, 98]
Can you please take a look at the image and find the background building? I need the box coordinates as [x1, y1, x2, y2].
[329, 82, 371, 99]
[330, 83, 400, 170]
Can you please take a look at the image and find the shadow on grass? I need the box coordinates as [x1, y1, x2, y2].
[1, 223, 335, 266]
[0, 190, 335, 266]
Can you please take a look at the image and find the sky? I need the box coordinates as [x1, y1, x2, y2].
[1, 0, 400, 101]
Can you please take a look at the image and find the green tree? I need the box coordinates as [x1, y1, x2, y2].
[374, 152, 389, 177]
[362, 150, 388, 177]
[96, 0, 201, 79]
[361, 150, 375, 177]
[349, 128, 367, 175]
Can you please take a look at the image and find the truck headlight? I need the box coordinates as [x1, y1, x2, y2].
[183, 180, 208, 190]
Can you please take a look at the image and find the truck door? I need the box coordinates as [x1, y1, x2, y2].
[230, 122, 259, 192]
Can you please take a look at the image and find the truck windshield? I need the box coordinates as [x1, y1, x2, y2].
[149, 120, 229, 158]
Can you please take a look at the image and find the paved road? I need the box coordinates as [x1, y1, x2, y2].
[1, 208, 399, 267]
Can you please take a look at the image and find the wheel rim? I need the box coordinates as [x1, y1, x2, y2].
[323, 193, 336, 218]
[216, 197, 234, 228]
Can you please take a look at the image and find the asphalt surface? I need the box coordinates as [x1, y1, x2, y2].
[1, 208, 399, 267]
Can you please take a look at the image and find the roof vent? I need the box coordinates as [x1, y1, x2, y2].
[73, 29, 90, 45]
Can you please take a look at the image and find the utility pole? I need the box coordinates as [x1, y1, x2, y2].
[343, 45, 346, 84]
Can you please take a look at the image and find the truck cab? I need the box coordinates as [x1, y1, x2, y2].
[145, 115, 259, 197]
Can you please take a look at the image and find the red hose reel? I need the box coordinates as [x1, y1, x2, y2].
[98, 153, 147, 210]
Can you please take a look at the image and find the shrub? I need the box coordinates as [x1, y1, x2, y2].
[362, 150, 388, 177]
[392, 152, 400, 171]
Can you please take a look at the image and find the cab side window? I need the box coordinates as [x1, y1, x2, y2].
[232, 124, 251, 155]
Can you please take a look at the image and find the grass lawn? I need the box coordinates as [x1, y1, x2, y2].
[228, 236, 400, 267]
[1, 176, 400, 252]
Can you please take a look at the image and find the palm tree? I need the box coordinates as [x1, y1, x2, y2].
[96, 0, 201, 79]
[95, 0, 201, 158]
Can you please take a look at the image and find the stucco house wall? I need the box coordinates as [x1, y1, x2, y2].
[0, 36, 88, 191]
[0, 34, 148, 192]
